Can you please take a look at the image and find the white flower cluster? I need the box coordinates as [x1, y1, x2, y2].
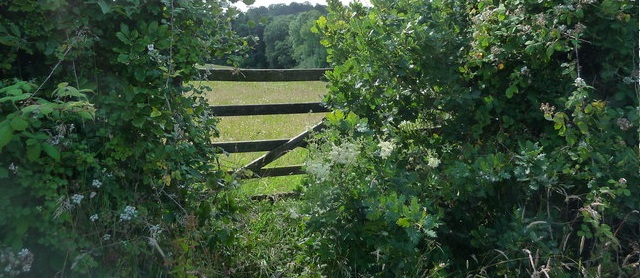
[328, 142, 359, 165]
[574, 77, 587, 88]
[90, 214, 99, 222]
[119, 206, 138, 221]
[305, 159, 332, 181]
[1, 248, 33, 276]
[377, 141, 396, 159]
[92, 179, 102, 188]
[71, 194, 84, 205]
[425, 149, 441, 168]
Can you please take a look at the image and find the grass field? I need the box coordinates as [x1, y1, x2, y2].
[197, 80, 328, 195]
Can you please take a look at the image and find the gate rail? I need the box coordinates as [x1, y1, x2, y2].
[201, 68, 331, 178]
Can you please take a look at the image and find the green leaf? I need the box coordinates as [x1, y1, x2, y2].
[96, 0, 111, 14]
[0, 124, 13, 150]
[505, 85, 518, 98]
[77, 111, 95, 120]
[26, 143, 42, 162]
[396, 217, 412, 228]
[42, 143, 61, 162]
[150, 107, 162, 117]
[0, 167, 8, 178]
[9, 116, 28, 131]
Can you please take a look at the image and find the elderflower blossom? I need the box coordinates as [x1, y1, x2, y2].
[90, 214, 99, 222]
[377, 141, 395, 159]
[427, 156, 441, 168]
[328, 142, 359, 165]
[119, 206, 138, 221]
[574, 77, 587, 88]
[305, 160, 332, 181]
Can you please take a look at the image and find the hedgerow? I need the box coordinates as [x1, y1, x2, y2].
[306, 0, 639, 276]
[0, 0, 245, 276]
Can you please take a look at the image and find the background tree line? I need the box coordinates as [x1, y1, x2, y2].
[231, 2, 329, 68]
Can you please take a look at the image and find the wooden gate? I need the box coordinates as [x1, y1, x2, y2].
[201, 68, 331, 179]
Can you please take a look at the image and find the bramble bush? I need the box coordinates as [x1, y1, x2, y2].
[0, 0, 247, 276]
[306, 0, 639, 276]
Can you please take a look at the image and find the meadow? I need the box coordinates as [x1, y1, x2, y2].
[199, 80, 327, 195]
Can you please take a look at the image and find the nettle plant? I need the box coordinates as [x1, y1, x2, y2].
[0, 0, 246, 276]
[312, 0, 638, 276]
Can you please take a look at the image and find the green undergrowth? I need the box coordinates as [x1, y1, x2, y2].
[215, 199, 321, 277]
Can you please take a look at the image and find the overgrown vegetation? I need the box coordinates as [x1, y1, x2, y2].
[304, 0, 639, 276]
[0, 0, 244, 276]
[2, 0, 638, 276]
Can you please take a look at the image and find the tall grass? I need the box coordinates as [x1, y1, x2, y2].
[198, 81, 327, 195]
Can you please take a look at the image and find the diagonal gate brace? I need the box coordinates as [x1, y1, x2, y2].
[235, 121, 324, 178]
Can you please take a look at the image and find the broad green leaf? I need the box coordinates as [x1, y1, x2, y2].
[9, 116, 28, 131]
[77, 110, 95, 120]
[97, 0, 111, 14]
[505, 85, 518, 98]
[26, 143, 41, 162]
[42, 143, 61, 162]
[0, 124, 13, 150]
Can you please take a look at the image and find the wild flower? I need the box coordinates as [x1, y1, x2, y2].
[90, 214, 99, 222]
[119, 206, 138, 221]
[71, 194, 84, 205]
[356, 122, 369, 133]
[616, 117, 633, 131]
[377, 141, 395, 159]
[92, 179, 102, 188]
[427, 156, 441, 168]
[1, 248, 33, 276]
[574, 77, 587, 88]
[102, 234, 111, 241]
[305, 160, 332, 181]
[328, 142, 359, 165]
[89, 191, 97, 198]
[8, 163, 17, 174]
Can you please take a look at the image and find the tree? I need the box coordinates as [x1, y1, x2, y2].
[264, 15, 296, 68]
[289, 10, 329, 68]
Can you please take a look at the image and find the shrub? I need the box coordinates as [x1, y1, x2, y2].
[307, 0, 639, 276]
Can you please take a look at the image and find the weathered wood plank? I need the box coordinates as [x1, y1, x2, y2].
[210, 102, 329, 116]
[238, 122, 324, 177]
[199, 68, 331, 82]
[213, 139, 290, 153]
